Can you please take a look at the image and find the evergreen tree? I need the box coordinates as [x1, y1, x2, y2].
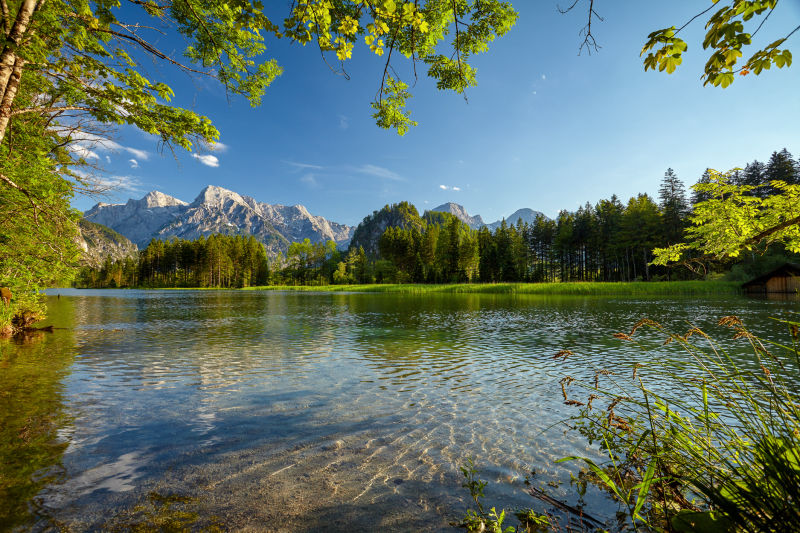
[658, 168, 688, 245]
[765, 148, 799, 187]
[741, 160, 768, 197]
[691, 169, 714, 206]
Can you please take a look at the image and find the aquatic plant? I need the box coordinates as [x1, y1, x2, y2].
[453, 458, 551, 533]
[559, 316, 800, 531]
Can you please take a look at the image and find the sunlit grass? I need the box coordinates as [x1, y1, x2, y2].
[241, 281, 741, 295]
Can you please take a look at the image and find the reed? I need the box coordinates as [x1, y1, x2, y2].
[243, 281, 741, 296]
[558, 316, 800, 531]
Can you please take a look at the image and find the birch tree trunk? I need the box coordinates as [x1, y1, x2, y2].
[0, 0, 41, 144]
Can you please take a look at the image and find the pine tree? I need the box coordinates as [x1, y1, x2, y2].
[765, 148, 799, 188]
[658, 168, 688, 244]
[691, 169, 714, 206]
[741, 160, 768, 197]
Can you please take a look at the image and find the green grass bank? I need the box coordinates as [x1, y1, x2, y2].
[240, 280, 741, 295]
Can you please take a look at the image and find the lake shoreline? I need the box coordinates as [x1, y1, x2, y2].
[67, 280, 742, 296]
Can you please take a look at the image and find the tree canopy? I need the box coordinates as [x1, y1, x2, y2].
[653, 167, 800, 271]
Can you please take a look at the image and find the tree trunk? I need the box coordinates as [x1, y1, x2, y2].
[0, 0, 41, 144]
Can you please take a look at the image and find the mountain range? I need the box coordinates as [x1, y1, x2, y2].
[84, 185, 355, 255]
[82, 186, 547, 260]
[430, 203, 547, 230]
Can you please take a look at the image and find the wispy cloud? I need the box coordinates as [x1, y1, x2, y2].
[284, 160, 324, 171]
[95, 175, 145, 195]
[129, 158, 139, 169]
[125, 147, 149, 160]
[439, 184, 462, 191]
[300, 173, 318, 187]
[199, 140, 229, 153]
[71, 145, 99, 160]
[72, 133, 151, 161]
[338, 114, 349, 130]
[192, 153, 219, 168]
[541, 73, 546, 80]
[354, 164, 404, 181]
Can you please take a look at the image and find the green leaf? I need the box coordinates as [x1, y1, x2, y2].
[632, 459, 657, 520]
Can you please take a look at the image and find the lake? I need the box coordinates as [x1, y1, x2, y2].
[1, 290, 798, 531]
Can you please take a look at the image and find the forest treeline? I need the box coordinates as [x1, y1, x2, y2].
[76, 148, 800, 288]
[76, 234, 271, 288]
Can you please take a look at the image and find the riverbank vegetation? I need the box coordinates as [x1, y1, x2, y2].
[554, 316, 800, 532]
[454, 317, 800, 532]
[240, 281, 741, 296]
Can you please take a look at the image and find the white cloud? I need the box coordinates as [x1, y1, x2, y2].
[105, 155, 111, 164]
[192, 153, 219, 168]
[541, 74, 546, 80]
[198, 140, 228, 153]
[125, 147, 149, 160]
[532, 91, 537, 95]
[439, 184, 447, 190]
[285, 161, 324, 171]
[338, 114, 349, 130]
[453, 186, 461, 191]
[129, 158, 139, 169]
[300, 173, 317, 187]
[95, 175, 145, 195]
[71, 133, 151, 161]
[71, 145, 99, 160]
[355, 164, 404, 181]
[439, 185, 462, 191]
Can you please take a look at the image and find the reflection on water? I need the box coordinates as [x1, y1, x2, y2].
[2, 290, 799, 531]
[0, 300, 76, 530]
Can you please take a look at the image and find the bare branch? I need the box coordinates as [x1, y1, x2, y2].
[558, 0, 603, 55]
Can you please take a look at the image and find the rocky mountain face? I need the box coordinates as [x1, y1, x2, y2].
[84, 186, 355, 255]
[430, 202, 485, 229]
[486, 208, 547, 231]
[76, 219, 138, 268]
[84, 191, 189, 247]
[430, 203, 547, 230]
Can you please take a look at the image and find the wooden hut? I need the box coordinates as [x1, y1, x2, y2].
[742, 263, 800, 294]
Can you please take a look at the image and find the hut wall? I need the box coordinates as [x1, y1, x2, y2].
[766, 276, 787, 293]
[765, 275, 800, 293]
[788, 276, 800, 293]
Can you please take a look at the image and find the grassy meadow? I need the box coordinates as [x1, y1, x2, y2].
[241, 280, 742, 296]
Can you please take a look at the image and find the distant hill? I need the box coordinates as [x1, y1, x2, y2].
[84, 185, 354, 255]
[349, 202, 425, 256]
[76, 219, 138, 268]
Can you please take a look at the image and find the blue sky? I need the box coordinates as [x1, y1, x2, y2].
[74, 2, 800, 226]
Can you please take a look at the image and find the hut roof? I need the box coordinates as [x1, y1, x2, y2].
[741, 262, 800, 288]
